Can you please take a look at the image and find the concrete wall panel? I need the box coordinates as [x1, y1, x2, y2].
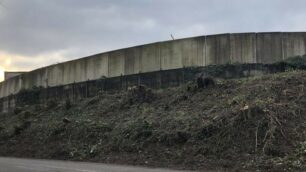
[196, 36, 206, 66]
[0, 83, 4, 98]
[140, 43, 161, 73]
[62, 61, 73, 85]
[109, 50, 125, 77]
[0, 76, 20, 97]
[283, 32, 306, 59]
[4, 72, 25, 81]
[8, 77, 19, 95]
[75, 59, 87, 83]
[0, 83, 3, 98]
[181, 38, 197, 67]
[230, 33, 256, 63]
[94, 53, 109, 79]
[206, 34, 231, 65]
[4, 81, 10, 96]
[85, 56, 96, 81]
[256, 32, 283, 63]
[47, 64, 64, 87]
[160, 40, 182, 70]
[22, 72, 36, 90]
[181, 38, 204, 67]
[125, 47, 141, 75]
[30, 68, 48, 87]
[3, 81, 9, 97]
[161, 38, 204, 69]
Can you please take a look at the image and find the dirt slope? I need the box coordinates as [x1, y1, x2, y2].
[1, 70, 306, 171]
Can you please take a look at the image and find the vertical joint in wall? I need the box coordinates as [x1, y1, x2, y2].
[255, 32, 258, 63]
[204, 36, 207, 66]
[281, 32, 285, 60]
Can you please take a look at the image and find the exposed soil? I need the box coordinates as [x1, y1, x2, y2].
[1, 70, 306, 171]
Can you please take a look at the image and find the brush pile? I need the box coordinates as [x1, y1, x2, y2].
[0, 71, 306, 171]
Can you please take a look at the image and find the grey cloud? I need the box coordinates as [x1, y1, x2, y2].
[1, 0, 306, 68]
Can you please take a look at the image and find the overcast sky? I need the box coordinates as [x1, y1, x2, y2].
[1, 0, 306, 81]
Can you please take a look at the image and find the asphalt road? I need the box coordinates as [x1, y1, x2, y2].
[0, 157, 193, 172]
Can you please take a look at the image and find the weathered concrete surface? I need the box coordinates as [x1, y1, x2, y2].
[283, 32, 306, 59]
[160, 40, 182, 70]
[1, 32, 306, 101]
[230, 33, 256, 63]
[206, 34, 231, 65]
[62, 60, 75, 85]
[48, 64, 64, 87]
[140, 43, 161, 73]
[94, 53, 109, 79]
[109, 50, 125, 77]
[196, 36, 206, 66]
[125, 47, 141, 75]
[4, 72, 26, 81]
[256, 32, 283, 63]
[84, 56, 96, 81]
[180, 38, 200, 67]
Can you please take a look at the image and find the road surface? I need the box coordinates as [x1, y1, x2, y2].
[0, 157, 193, 172]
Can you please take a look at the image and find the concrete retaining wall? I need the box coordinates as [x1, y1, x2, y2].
[0, 63, 293, 113]
[1, 32, 306, 110]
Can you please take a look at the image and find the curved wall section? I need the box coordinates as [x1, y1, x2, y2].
[1, 32, 306, 98]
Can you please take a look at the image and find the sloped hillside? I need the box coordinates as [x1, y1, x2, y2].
[0, 70, 306, 171]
